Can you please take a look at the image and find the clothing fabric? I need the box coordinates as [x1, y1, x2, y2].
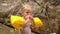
[19, 18, 31, 34]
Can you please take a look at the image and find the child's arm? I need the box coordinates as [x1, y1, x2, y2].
[29, 15, 36, 28]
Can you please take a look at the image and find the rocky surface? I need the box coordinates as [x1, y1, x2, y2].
[0, 0, 60, 34]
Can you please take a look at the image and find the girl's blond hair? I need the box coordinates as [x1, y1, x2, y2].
[20, 3, 31, 13]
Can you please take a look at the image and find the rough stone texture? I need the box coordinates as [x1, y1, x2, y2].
[0, 0, 60, 34]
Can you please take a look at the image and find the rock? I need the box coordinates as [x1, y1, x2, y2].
[0, 0, 60, 34]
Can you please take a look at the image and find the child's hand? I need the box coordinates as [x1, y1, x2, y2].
[24, 15, 30, 19]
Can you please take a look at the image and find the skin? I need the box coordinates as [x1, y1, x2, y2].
[20, 4, 35, 34]
[21, 5, 35, 27]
